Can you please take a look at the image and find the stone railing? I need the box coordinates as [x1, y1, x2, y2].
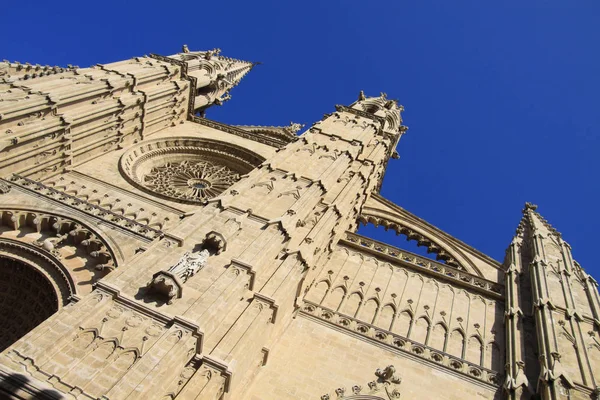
[300, 300, 501, 387]
[9, 175, 163, 240]
[342, 232, 503, 298]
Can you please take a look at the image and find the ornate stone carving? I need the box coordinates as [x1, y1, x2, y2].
[0, 208, 117, 271]
[0, 180, 10, 194]
[320, 365, 402, 399]
[343, 232, 502, 297]
[120, 137, 264, 204]
[374, 365, 401, 385]
[302, 300, 500, 387]
[143, 160, 239, 202]
[147, 249, 210, 304]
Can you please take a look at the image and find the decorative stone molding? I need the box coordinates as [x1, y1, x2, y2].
[359, 194, 503, 277]
[302, 301, 500, 388]
[191, 116, 295, 149]
[0, 208, 118, 272]
[342, 232, 503, 298]
[357, 214, 464, 270]
[320, 365, 402, 400]
[8, 175, 163, 240]
[233, 123, 302, 148]
[119, 137, 264, 204]
[203, 231, 227, 254]
[0, 180, 10, 194]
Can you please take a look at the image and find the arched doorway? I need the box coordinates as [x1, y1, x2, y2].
[0, 256, 59, 352]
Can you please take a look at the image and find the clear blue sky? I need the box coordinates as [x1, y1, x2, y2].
[2, 1, 599, 279]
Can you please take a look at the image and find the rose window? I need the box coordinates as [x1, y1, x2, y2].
[120, 138, 264, 205]
[143, 160, 239, 201]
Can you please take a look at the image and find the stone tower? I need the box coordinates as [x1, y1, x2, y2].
[0, 47, 598, 400]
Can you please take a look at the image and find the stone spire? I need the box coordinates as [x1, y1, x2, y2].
[503, 203, 600, 400]
[167, 46, 256, 112]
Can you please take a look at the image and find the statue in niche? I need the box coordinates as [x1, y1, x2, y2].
[147, 249, 211, 304]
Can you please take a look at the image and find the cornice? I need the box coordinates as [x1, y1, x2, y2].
[365, 194, 503, 270]
[190, 116, 288, 149]
[300, 301, 501, 389]
[8, 175, 163, 242]
[341, 232, 504, 299]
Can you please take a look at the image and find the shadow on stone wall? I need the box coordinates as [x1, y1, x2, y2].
[0, 371, 65, 399]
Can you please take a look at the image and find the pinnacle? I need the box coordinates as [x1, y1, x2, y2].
[512, 202, 561, 243]
[352, 90, 405, 133]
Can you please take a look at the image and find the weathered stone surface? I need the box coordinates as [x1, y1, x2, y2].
[0, 48, 598, 400]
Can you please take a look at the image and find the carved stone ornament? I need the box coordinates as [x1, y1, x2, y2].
[143, 160, 239, 202]
[147, 249, 210, 304]
[320, 365, 401, 399]
[120, 137, 264, 204]
[0, 180, 11, 194]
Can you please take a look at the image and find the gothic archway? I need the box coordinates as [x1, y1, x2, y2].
[0, 254, 62, 352]
[0, 208, 121, 353]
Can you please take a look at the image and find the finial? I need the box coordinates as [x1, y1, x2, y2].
[384, 99, 397, 110]
[182, 44, 190, 53]
[358, 90, 366, 101]
[524, 202, 538, 211]
[287, 122, 305, 134]
[380, 92, 387, 100]
[204, 48, 222, 60]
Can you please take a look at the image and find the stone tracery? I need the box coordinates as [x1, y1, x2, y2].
[120, 137, 265, 204]
[143, 160, 240, 202]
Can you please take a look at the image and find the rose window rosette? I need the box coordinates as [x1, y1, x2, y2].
[143, 160, 239, 202]
[119, 138, 264, 205]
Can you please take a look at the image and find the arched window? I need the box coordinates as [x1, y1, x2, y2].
[447, 329, 465, 359]
[322, 286, 345, 311]
[305, 280, 329, 304]
[428, 323, 447, 350]
[466, 335, 483, 366]
[377, 304, 395, 331]
[392, 311, 412, 337]
[340, 292, 362, 317]
[411, 317, 429, 344]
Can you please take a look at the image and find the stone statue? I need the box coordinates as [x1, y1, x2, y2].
[147, 249, 211, 304]
[168, 249, 209, 282]
[182, 44, 190, 53]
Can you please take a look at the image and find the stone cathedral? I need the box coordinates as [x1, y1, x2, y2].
[0, 46, 598, 400]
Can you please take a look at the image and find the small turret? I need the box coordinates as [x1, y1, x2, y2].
[350, 91, 406, 135]
[167, 46, 257, 113]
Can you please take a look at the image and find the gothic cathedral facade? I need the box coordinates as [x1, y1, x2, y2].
[0, 47, 599, 400]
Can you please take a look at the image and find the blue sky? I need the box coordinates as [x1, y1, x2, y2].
[2, 1, 599, 279]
